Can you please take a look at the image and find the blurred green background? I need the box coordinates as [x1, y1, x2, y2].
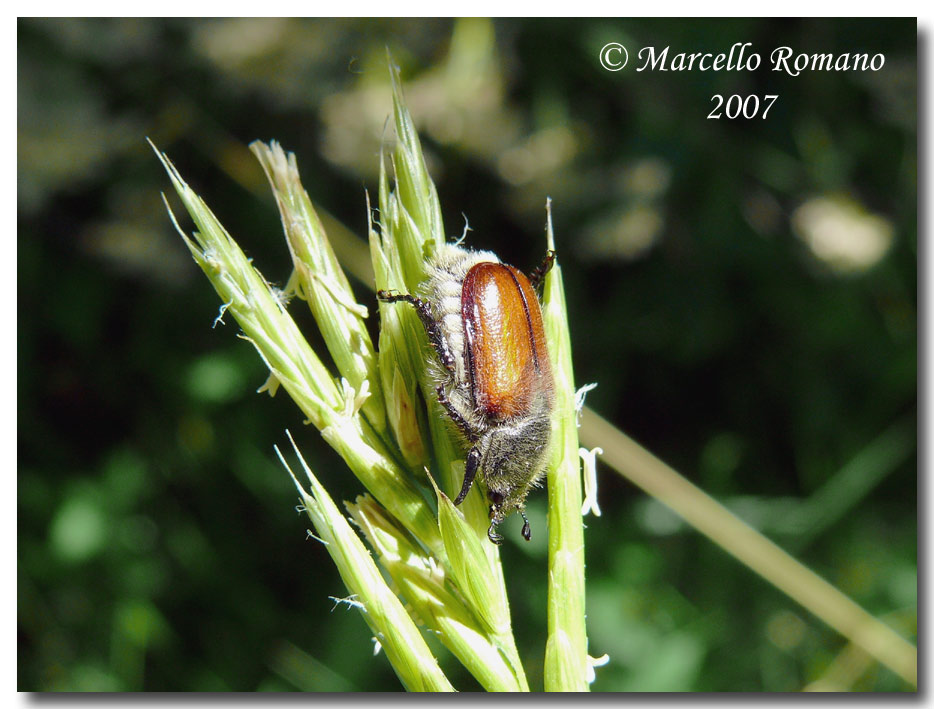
[18, 18, 916, 691]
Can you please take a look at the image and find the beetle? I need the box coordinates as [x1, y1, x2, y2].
[378, 244, 555, 544]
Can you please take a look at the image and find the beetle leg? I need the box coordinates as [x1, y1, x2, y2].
[454, 446, 481, 505]
[519, 508, 532, 541]
[436, 385, 477, 442]
[487, 500, 505, 544]
[377, 290, 457, 374]
[527, 250, 556, 290]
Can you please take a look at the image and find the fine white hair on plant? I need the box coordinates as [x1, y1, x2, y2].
[329, 594, 366, 612]
[454, 213, 472, 245]
[574, 383, 598, 424]
[579, 446, 603, 517]
[586, 653, 610, 684]
[213, 297, 233, 328]
[270, 286, 293, 309]
[304, 529, 329, 546]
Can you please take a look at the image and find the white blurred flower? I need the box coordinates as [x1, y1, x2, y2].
[792, 195, 894, 274]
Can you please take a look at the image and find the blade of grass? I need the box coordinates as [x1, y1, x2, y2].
[374, 60, 531, 690]
[541, 201, 589, 691]
[277, 432, 454, 692]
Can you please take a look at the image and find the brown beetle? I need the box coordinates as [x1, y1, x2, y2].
[378, 244, 555, 544]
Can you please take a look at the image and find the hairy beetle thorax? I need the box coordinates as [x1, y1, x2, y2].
[423, 245, 500, 389]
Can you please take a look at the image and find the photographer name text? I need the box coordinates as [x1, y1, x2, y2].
[635, 42, 883, 75]
[599, 42, 886, 119]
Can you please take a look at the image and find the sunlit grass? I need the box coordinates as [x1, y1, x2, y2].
[154, 64, 591, 692]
